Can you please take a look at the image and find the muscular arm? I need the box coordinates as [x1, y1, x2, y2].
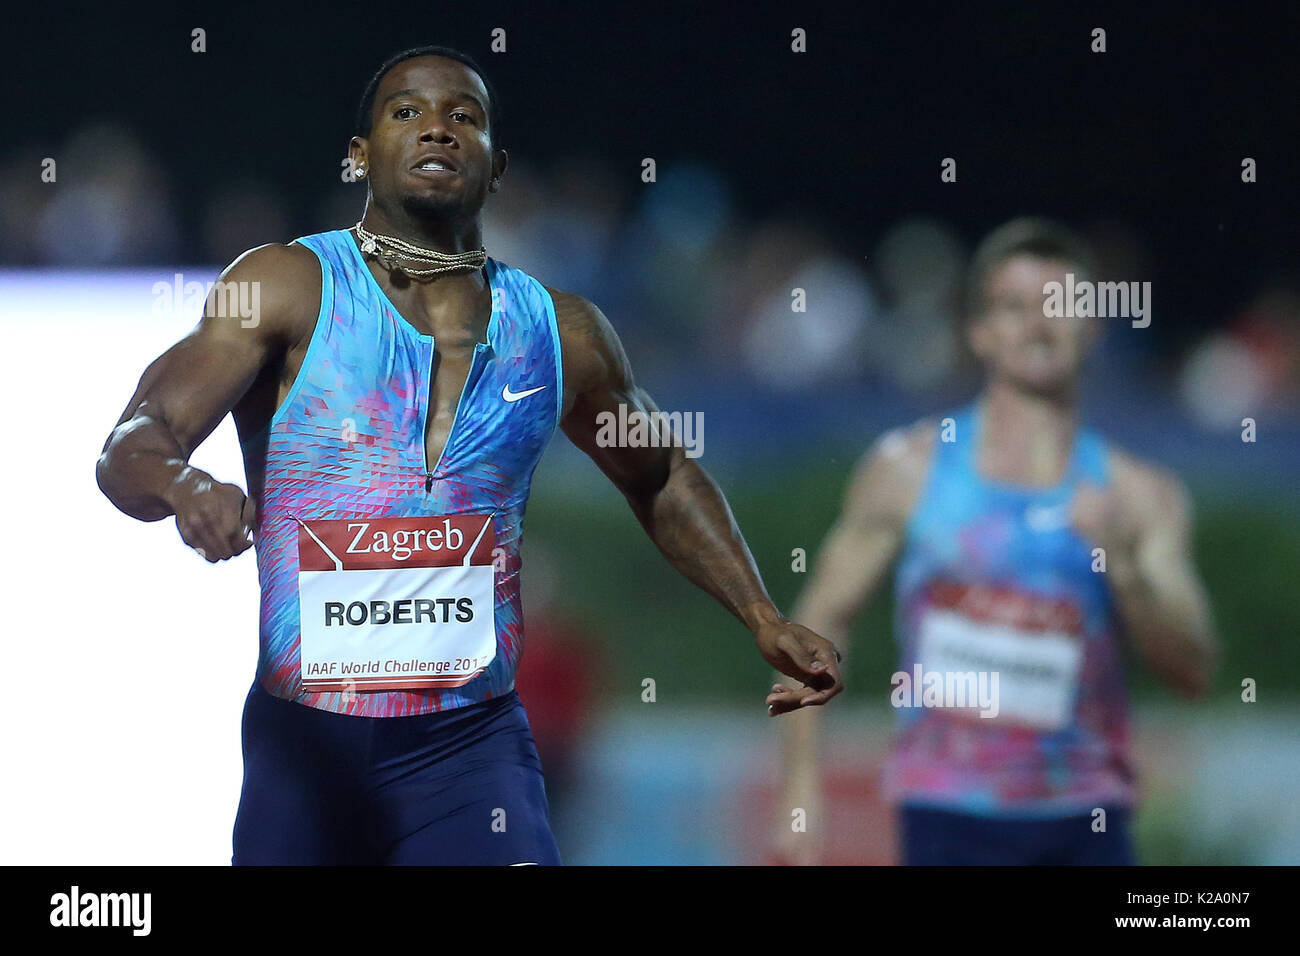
[773, 424, 932, 862]
[548, 288, 843, 705]
[788, 426, 932, 647]
[1089, 459, 1219, 698]
[96, 243, 317, 555]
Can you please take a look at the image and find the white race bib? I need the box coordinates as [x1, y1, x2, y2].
[916, 592, 1084, 731]
[295, 514, 496, 693]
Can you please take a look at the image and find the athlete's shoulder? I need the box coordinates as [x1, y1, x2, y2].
[217, 242, 321, 345]
[220, 241, 321, 307]
[541, 286, 626, 393]
[542, 286, 607, 337]
[863, 416, 940, 481]
[226, 240, 320, 282]
[844, 417, 939, 524]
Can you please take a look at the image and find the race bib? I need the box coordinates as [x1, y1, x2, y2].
[915, 582, 1084, 731]
[295, 514, 496, 693]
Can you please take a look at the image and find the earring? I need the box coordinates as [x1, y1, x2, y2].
[356, 166, 366, 179]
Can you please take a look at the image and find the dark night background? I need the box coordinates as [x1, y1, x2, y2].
[7, 1, 1298, 332]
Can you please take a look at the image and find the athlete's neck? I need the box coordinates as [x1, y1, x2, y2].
[977, 380, 1079, 486]
[358, 203, 484, 257]
[353, 203, 491, 321]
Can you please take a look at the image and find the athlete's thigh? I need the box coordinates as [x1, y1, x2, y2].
[381, 757, 561, 865]
[232, 682, 370, 865]
[900, 805, 1038, 865]
[370, 696, 561, 866]
[1056, 806, 1136, 865]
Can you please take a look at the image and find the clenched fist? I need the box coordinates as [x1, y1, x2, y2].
[1069, 480, 1141, 561]
[166, 467, 258, 562]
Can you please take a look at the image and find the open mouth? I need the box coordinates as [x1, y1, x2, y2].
[411, 155, 458, 175]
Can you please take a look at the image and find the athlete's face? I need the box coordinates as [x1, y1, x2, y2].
[352, 56, 505, 218]
[969, 255, 1097, 395]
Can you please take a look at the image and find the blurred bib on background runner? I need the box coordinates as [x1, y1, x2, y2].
[295, 514, 496, 692]
[916, 581, 1084, 730]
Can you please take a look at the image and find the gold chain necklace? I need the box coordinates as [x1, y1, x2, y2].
[353, 222, 487, 277]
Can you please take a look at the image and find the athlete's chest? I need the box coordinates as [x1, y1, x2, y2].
[283, 294, 556, 483]
[415, 317, 492, 472]
[265, 312, 480, 463]
[909, 479, 1096, 585]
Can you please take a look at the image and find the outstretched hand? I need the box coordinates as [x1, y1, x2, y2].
[754, 619, 843, 716]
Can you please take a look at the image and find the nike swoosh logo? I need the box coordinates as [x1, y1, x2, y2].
[502, 383, 548, 403]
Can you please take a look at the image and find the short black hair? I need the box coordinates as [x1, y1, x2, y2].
[355, 45, 502, 148]
[964, 216, 1094, 320]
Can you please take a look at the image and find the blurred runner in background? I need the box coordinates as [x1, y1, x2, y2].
[769, 217, 1219, 865]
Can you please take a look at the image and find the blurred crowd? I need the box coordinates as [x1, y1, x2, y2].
[4, 120, 1299, 434]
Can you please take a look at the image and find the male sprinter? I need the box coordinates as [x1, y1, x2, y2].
[96, 46, 842, 866]
[769, 218, 1217, 865]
